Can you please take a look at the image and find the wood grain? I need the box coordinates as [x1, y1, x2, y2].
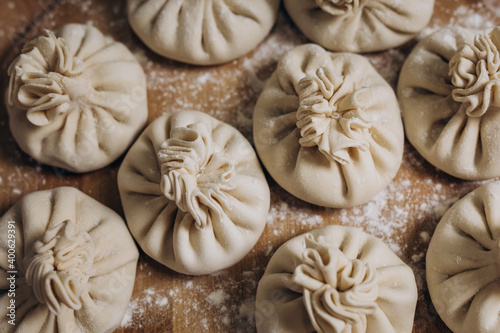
[0, 0, 499, 332]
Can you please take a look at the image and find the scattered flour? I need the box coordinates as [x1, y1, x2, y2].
[120, 299, 139, 328]
[420, 3, 498, 39]
[433, 197, 460, 217]
[420, 231, 430, 242]
[412, 252, 425, 263]
[367, 48, 407, 88]
[207, 290, 228, 306]
[155, 297, 168, 306]
[119, 288, 169, 329]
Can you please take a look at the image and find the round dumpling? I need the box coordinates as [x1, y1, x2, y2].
[256, 225, 418, 333]
[398, 26, 500, 180]
[118, 110, 270, 275]
[283, 0, 434, 53]
[253, 44, 404, 208]
[426, 181, 500, 333]
[6, 23, 148, 173]
[0, 187, 139, 333]
[127, 0, 280, 65]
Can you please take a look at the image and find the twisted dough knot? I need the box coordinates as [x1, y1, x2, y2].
[293, 234, 378, 333]
[158, 122, 237, 229]
[449, 27, 500, 117]
[24, 220, 95, 315]
[316, 0, 360, 15]
[296, 66, 372, 165]
[7, 29, 88, 126]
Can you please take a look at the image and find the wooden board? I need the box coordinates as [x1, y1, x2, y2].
[0, 0, 499, 332]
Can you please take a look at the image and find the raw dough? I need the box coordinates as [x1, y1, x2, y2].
[6, 23, 148, 173]
[427, 181, 500, 333]
[283, 0, 434, 53]
[0, 187, 139, 333]
[398, 26, 500, 180]
[253, 44, 404, 208]
[127, 0, 280, 65]
[118, 110, 270, 275]
[256, 225, 418, 333]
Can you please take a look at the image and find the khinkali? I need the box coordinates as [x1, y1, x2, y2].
[398, 26, 500, 180]
[253, 44, 404, 208]
[256, 225, 418, 333]
[283, 0, 434, 53]
[118, 110, 270, 275]
[6, 23, 148, 173]
[426, 181, 500, 333]
[0, 187, 139, 333]
[127, 0, 280, 65]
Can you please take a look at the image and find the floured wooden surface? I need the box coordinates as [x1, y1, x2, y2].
[0, 0, 499, 332]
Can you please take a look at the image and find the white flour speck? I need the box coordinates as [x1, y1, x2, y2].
[207, 290, 228, 306]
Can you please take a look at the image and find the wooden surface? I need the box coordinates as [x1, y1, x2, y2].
[0, 0, 499, 332]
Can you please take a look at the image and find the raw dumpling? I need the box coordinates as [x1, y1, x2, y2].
[283, 0, 434, 53]
[398, 26, 500, 180]
[6, 23, 148, 173]
[426, 181, 500, 333]
[253, 44, 404, 208]
[127, 0, 280, 65]
[0, 187, 139, 333]
[256, 225, 418, 333]
[118, 110, 270, 275]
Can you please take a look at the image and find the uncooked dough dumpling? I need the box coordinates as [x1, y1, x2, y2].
[118, 110, 270, 275]
[283, 0, 434, 53]
[253, 44, 404, 208]
[6, 23, 148, 173]
[398, 26, 500, 180]
[127, 0, 281, 65]
[426, 181, 500, 333]
[256, 225, 418, 333]
[0, 187, 139, 333]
